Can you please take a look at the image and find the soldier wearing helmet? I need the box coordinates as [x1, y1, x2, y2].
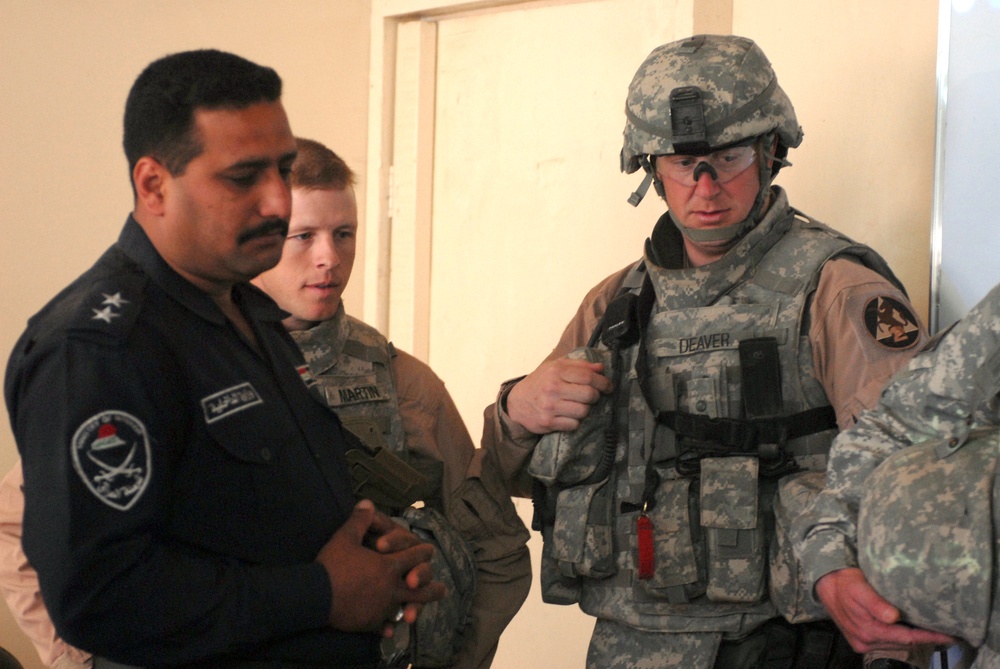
[482, 34, 932, 668]
[620, 33, 802, 258]
[797, 282, 1000, 668]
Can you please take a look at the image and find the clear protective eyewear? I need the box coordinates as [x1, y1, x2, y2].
[657, 144, 758, 186]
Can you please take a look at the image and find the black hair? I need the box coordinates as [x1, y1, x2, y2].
[123, 49, 282, 179]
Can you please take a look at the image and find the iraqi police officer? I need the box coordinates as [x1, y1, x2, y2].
[482, 34, 928, 669]
[0, 137, 530, 669]
[3, 49, 445, 668]
[798, 282, 1000, 666]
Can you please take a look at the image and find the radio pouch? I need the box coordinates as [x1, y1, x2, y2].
[528, 347, 615, 486]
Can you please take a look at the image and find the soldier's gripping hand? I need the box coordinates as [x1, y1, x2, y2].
[816, 567, 956, 653]
[316, 500, 447, 635]
[506, 357, 614, 434]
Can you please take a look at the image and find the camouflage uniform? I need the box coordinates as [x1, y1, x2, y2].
[483, 35, 926, 668]
[796, 281, 1000, 668]
[492, 192, 921, 668]
[292, 304, 532, 669]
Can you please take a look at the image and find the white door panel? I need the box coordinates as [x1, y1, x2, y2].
[427, 3, 693, 668]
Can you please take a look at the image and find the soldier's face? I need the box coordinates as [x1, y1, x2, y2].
[154, 101, 297, 292]
[253, 186, 358, 331]
[656, 151, 761, 261]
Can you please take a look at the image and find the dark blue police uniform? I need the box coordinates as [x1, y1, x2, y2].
[4, 217, 380, 668]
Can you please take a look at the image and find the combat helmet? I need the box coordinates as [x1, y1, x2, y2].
[622, 35, 803, 242]
[857, 427, 1000, 648]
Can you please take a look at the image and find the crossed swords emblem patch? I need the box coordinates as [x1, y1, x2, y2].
[72, 411, 151, 511]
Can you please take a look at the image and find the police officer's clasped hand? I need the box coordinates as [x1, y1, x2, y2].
[315, 499, 447, 636]
[507, 357, 614, 434]
[816, 567, 956, 653]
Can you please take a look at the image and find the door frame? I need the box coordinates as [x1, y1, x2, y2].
[364, 0, 590, 358]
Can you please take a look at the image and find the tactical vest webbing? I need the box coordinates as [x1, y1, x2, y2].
[292, 311, 408, 459]
[530, 205, 902, 634]
[292, 312, 478, 666]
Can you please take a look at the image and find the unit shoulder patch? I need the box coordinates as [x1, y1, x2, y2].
[863, 296, 920, 350]
[72, 411, 151, 511]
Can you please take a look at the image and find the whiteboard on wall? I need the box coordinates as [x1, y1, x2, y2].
[932, 0, 1000, 331]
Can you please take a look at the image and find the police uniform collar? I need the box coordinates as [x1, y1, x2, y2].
[117, 216, 286, 326]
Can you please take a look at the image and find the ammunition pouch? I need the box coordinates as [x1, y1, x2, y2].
[534, 476, 616, 605]
[631, 457, 767, 608]
[537, 521, 583, 605]
[551, 479, 616, 579]
[633, 476, 705, 604]
[701, 457, 767, 603]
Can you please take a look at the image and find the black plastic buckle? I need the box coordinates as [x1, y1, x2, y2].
[669, 86, 710, 155]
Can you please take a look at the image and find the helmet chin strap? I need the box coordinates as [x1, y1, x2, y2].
[670, 213, 749, 244]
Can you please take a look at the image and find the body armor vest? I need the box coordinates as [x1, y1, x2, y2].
[530, 198, 902, 634]
[293, 307, 476, 665]
[291, 305, 407, 458]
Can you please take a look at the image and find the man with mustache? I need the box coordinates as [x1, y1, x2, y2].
[2, 49, 444, 668]
[0, 137, 531, 669]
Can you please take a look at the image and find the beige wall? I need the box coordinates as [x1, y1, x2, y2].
[736, 1, 936, 320]
[0, 0, 938, 667]
[0, 2, 371, 665]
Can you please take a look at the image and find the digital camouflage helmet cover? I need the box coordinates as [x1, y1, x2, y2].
[622, 34, 803, 217]
[858, 427, 1000, 648]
